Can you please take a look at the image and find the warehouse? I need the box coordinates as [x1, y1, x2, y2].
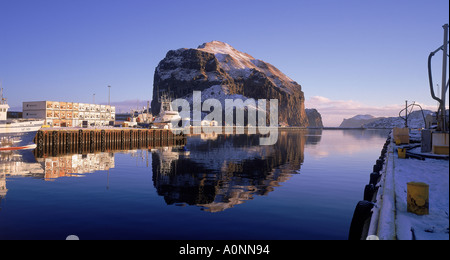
[23, 101, 115, 127]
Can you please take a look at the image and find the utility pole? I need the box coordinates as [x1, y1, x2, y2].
[440, 24, 448, 132]
[427, 24, 449, 132]
[108, 85, 111, 106]
[405, 100, 408, 128]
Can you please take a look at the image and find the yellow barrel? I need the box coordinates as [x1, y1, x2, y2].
[407, 182, 429, 215]
[397, 148, 406, 159]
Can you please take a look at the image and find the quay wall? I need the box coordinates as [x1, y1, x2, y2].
[348, 132, 391, 240]
[34, 128, 186, 157]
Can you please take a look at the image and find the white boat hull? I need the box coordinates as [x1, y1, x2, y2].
[0, 120, 44, 134]
[153, 115, 182, 129]
[0, 120, 44, 151]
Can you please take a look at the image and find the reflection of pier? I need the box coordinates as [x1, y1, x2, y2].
[1, 136, 187, 199]
[34, 128, 186, 157]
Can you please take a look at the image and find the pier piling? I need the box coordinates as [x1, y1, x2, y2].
[34, 128, 186, 157]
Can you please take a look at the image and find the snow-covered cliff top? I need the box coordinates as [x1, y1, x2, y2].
[197, 41, 295, 88]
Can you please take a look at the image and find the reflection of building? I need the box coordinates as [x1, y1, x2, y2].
[0, 149, 117, 212]
[0, 170, 7, 199]
[151, 130, 308, 212]
[200, 132, 218, 141]
[1, 149, 115, 181]
[23, 101, 116, 127]
[0, 150, 44, 201]
[35, 153, 115, 180]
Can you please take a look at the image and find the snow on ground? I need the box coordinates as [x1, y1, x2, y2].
[174, 84, 267, 121]
[374, 131, 449, 240]
[181, 85, 247, 105]
[180, 84, 265, 111]
[394, 152, 449, 240]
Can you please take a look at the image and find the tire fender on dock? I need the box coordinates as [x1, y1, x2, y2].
[348, 200, 374, 240]
[369, 172, 381, 186]
[363, 184, 376, 201]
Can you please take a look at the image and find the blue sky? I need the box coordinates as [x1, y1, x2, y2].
[0, 0, 448, 126]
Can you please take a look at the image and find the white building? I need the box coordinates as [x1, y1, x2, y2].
[23, 101, 116, 127]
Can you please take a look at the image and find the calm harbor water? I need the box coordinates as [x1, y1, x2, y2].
[0, 129, 390, 240]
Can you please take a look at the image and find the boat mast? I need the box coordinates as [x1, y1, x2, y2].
[1, 86, 7, 105]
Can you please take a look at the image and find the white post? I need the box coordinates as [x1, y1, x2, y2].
[440, 24, 448, 132]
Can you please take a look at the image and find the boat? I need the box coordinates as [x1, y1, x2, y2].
[0, 88, 44, 151]
[152, 93, 183, 129]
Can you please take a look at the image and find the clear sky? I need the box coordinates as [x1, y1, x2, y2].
[0, 0, 448, 126]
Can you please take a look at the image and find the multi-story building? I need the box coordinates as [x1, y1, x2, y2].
[23, 101, 115, 127]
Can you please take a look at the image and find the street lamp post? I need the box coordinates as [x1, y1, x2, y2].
[108, 85, 111, 106]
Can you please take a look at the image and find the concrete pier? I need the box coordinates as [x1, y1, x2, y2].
[350, 130, 449, 240]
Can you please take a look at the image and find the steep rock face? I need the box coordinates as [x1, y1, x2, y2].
[305, 109, 323, 128]
[152, 41, 308, 127]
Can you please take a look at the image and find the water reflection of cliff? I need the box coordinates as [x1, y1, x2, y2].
[152, 129, 320, 212]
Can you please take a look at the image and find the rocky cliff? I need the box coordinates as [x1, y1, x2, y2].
[305, 109, 323, 128]
[152, 41, 309, 126]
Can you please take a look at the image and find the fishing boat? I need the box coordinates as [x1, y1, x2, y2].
[152, 93, 182, 129]
[0, 89, 44, 151]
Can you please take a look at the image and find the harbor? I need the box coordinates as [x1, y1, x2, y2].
[0, 1, 448, 244]
[1, 128, 392, 240]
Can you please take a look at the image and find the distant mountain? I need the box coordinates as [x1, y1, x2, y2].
[151, 41, 309, 126]
[363, 110, 433, 129]
[339, 114, 381, 128]
[339, 110, 435, 129]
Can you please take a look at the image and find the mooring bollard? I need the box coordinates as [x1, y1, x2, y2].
[407, 182, 429, 215]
